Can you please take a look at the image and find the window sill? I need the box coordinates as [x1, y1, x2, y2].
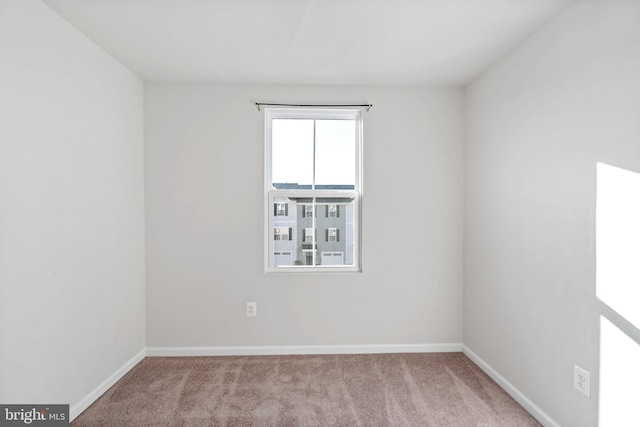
[265, 266, 361, 274]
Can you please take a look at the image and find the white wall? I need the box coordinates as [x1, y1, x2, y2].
[145, 84, 463, 348]
[464, 1, 640, 426]
[0, 0, 145, 411]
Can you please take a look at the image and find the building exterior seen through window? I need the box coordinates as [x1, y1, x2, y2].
[272, 197, 353, 266]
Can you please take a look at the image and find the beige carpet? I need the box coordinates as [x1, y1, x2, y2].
[72, 353, 540, 426]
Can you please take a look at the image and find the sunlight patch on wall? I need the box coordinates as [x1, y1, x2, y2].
[596, 163, 640, 329]
[599, 316, 640, 427]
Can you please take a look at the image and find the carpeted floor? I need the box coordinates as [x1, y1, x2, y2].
[72, 353, 541, 426]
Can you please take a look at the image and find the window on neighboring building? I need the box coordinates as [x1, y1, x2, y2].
[265, 107, 362, 271]
[303, 205, 313, 218]
[275, 202, 288, 216]
[274, 227, 291, 241]
[327, 227, 338, 242]
[303, 227, 314, 243]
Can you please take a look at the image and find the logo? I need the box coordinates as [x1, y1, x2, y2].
[0, 405, 68, 426]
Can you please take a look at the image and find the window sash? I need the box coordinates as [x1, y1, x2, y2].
[264, 108, 363, 193]
[266, 191, 360, 272]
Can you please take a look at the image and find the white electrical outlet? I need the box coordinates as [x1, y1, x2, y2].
[246, 302, 257, 317]
[574, 365, 591, 397]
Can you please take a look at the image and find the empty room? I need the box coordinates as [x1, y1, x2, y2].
[1, 0, 639, 426]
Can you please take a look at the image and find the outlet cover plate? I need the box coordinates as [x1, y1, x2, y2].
[574, 365, 591, 398]
[246, 302, 257, 317]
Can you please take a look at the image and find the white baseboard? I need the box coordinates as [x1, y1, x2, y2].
[70, 348, 146, 422]
[146, 343, 462, 357]
[462, 345, 560, 427]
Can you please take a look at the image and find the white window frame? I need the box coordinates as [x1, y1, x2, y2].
[328, 204, 337, 218]
[327, 227, 338, 242]
[264, 107, 363, 273]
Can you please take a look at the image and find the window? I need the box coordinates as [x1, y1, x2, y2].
[274, 227, 291, 241]
[303, 205, 313, 218]
[275, 203, 288, 216]
[265, 108, 362, 271]
[303, 227, 314, 243]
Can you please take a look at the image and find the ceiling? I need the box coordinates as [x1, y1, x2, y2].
[42, 0, 572, 86]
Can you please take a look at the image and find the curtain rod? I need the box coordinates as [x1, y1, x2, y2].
[255, 102, 372, 112]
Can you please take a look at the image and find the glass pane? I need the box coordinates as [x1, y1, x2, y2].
[272, 119, 314, 188]
[315, 197, 355, 266]
[315, 120, 356, 188]
[272, 196, 356, 267]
